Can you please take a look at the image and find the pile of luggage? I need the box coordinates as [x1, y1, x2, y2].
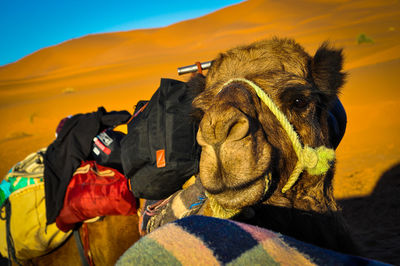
[0, 78, 200, 262]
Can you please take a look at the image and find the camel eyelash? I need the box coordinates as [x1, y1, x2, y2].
[279, 86, 313, 111]
[291, 95, 310, 110]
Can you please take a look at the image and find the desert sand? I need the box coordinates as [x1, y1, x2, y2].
[0, 0, 399, 263]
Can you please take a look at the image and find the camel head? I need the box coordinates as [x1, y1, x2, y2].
[191, 38, 346, 215]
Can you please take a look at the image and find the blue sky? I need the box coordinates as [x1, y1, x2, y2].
[0, 0, 243, 66]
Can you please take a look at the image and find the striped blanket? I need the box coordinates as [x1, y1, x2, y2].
[117, 215, 387, 266]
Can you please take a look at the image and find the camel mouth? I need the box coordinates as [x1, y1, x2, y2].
[197, 106, 273, 210]
[202, 171, 271, 210]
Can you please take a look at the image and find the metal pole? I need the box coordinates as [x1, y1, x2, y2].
[177, 61, 213, 75]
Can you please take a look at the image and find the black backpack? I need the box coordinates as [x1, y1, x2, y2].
[121, 78, 200, 199]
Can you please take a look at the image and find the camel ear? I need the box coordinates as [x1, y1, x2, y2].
[187, 73, 206, 123]
[187, 73, 206, 95]
[311, 42, 346, 101]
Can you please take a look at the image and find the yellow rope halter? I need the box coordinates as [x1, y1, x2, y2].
[222, 78, 335, 193]
[205, 78, 335, 218]
[205, 191, 241, 219]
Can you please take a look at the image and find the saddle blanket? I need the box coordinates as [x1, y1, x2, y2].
[117, 215, 388, 266]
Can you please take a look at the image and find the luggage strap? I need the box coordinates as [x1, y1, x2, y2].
[1, 199, 20, 266]
[73, 223, 93, 266]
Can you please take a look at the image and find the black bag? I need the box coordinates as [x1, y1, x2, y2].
[121, 79, 200, 199]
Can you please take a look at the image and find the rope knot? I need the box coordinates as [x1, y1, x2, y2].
[305, 146, 335, 176]
[302, 146, 318, 169]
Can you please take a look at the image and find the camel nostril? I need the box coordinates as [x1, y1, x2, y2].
[226, 115, 250, 141]
[199, 106, 250, 145]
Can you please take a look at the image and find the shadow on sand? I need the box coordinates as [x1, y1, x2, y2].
[338, 162, 400, 265]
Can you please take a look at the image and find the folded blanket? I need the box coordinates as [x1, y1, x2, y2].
[117, 215, 388, 266]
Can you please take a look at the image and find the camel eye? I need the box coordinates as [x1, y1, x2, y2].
[292, 96, 309, 110]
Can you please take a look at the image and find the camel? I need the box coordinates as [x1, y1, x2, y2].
[190, 37, 358, 254]
[10, 37, 358, 265]
[145, 37, 358, 255]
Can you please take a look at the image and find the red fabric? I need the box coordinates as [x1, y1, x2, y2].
[56, 161, 137, 232]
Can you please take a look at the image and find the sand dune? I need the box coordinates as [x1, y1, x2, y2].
[0, 0, 399, 263]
